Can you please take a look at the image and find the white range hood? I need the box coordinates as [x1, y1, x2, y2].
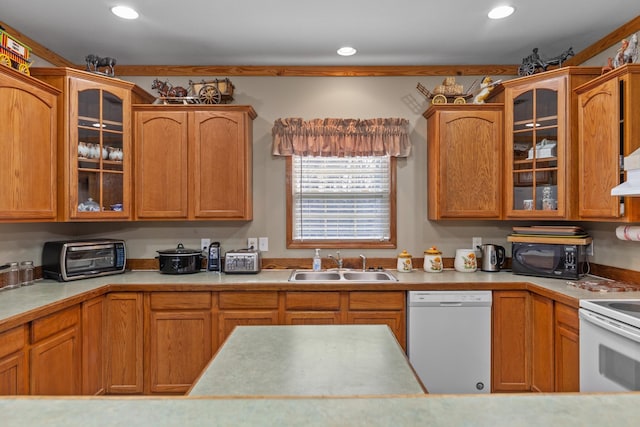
[612, 148, 640, 196]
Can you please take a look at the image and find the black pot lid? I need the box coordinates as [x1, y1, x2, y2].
[157, 243, 201, 255]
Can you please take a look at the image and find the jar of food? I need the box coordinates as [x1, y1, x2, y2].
[19, 261, 34, 286]
[397, 250, 413, 273]
[4, 262, 20, 289]
[423, 247, 443, 272]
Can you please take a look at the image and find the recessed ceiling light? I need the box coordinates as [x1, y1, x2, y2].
[337, 47, 357, 57]
[111, 5, 139, 20]
[488, 5, 515, 20]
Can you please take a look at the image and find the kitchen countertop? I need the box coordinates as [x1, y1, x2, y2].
[188, 324, 426, 397]
[3, 269, 640, 328]
[2, 270, 640, 425]
[1, 393, 640, 426]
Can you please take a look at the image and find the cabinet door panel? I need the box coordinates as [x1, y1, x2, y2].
[218, 311, 279, 344]
[149, 311, 212, 394]
[105, 292, 143, 394]
[0, 351, 28, 395]
[285, 311, 342, 325]
[30, 327, 81, 395]
[578, 78, 621, 218]
[0, 69, 58, 220]
[347, 311, 405, 350]
[555, 303, 579, 392]
[135, 111, 189, 218]
[82, 296, 105, 395]
[492, 291, 530, 392]
[531, 294, 554, 392]
[191, 111, 251, 219]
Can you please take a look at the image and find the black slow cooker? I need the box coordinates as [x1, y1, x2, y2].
[157, 243, 203, 274]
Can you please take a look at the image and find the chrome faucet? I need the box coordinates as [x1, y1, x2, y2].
[327, 250, 343, 270]
[359, 254, 367, 271]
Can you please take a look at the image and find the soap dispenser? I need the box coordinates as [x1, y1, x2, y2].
[313, 249, 322, 271]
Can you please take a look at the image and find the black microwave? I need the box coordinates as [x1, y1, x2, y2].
[42, 239, 127, 281]
[511, 242, 588, 280]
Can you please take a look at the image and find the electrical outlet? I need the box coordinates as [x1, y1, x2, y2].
[201, 238, 211, 252]
[258, 237, 269, 252]
[472, 237, 482, 250]
[587, 242, 594, 256]
[247, 237, 258, 250]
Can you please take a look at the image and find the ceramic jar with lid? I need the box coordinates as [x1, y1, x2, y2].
[423, 247, 443, 272]
[454, 249, 477, 273]
[397, 250, 413, 272]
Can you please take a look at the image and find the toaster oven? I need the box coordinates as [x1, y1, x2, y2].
[42, 239, 126, 281]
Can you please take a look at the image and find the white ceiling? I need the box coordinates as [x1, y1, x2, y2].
[1, 0, 639, 66]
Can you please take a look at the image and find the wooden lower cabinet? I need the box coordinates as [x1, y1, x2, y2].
[284, 292, 342, 325]
[82, 296, 105, 395]
[0, 325, 29, 395]
[105, 292, 144, 394]
[348, 292, 406, 351]
[492, 291, 531, 392]
[30, 305, 81, 395]
[555, 302, 580, 392]
[218, 291, 280, 344]
[493, 291, 580, 393]
[146, 292, 214, 394]
[531, 293, 554, 392]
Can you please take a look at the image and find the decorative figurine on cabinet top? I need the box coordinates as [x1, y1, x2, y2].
[85, 54, 117, 77]
[517, 46, 574, 76]
[472, 76, 502, 104]
[611, 33, 638, 69]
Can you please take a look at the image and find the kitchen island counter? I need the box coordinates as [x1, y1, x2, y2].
[1, 392, 640, 426]
[189, 324, 426, 396]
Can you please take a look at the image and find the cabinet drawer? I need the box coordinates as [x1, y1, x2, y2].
[150, 292, 211, 310]
[0, 325, 27, 358]
[219, 292, 278, 309]
[31, 305, 80, 343]
[555, 303, 578, 331]
[349, 292, 404, 310]
[285, 292, 341, 311]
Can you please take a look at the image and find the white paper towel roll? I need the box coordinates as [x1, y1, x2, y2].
[616, 225, 640, 241]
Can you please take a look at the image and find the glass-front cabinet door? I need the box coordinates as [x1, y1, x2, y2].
[505, 77, 566, 218]
[70, 78, 131, 219]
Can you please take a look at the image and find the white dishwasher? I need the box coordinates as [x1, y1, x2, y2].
[407, 290, 492, 394]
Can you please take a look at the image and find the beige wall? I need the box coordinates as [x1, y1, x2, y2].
[3, 43, 640, 271]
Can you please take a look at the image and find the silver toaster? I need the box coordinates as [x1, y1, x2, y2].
[224, 249, 261, 274]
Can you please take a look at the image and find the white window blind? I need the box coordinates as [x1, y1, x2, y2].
[292, 155, 391, 241]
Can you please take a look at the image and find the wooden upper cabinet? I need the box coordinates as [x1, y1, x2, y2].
[576, 64, 640, 221]
[134, 110, 189, 219]
[501, 67, 600, 220]
[30, 67, 154, 221]
[133, 105, 256, 220]
[424, 104, 504, 219]
[0, 66, 59, 221]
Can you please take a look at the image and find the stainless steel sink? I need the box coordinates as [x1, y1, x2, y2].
[342, 271, 397, 282]
[288, 269, 398, 282]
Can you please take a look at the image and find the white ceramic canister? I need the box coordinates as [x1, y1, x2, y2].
[454, 249, 477, 272]
[397, 250, 413, 272]
[423, 247, 443, 272]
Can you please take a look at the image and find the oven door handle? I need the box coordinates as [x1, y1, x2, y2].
[580, 310, 640, 343]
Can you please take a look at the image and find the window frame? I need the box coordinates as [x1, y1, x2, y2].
[285, 155, 397, 249]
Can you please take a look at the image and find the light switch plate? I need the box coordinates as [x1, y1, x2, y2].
[259, 237, 269, 252]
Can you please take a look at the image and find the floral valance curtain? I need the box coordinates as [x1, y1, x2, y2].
[271, 118, 411, 157]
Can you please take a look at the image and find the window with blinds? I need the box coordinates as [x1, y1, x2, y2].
[292, 155, 391, 241]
